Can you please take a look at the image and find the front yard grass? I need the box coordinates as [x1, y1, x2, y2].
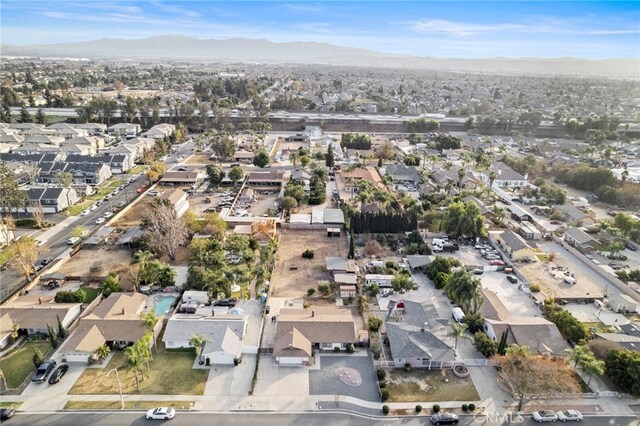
[68, 178, 126, 216]
[64, 400, 194, 410]
[129, 165, 148, 174]
[385, 369, 480, 402]
[0, 244, 17, 265]
[0, 401, 22, 409]
[80, 287, 101, 304]
[69, 347, 207, 395]
[0, 340, 53, 389]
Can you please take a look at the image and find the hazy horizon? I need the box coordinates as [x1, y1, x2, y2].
[1, 1, 639, 60]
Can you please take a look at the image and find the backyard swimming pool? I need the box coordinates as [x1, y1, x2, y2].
[154, 295, 177, 316]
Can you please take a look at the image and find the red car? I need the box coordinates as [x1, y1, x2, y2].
[550, 220, 562, 225]
[490, 260, 505, 266]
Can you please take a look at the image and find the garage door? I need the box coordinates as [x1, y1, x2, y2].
[277, 357, 305, 365]
[208, 353, 235, 365]
[65, 352, 90, 363]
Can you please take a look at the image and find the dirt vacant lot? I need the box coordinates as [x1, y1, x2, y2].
[185, 153, 215, 165]
[518, 253, 603, 299]
[112, 196, 158, 227]
[59, 249, 132, 280]
[271, 229, 348, 297]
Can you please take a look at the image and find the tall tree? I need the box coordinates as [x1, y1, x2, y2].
[348, 227, 355, 259]
[56, 315, 67, 339]
[444, 269, 484, 315]
[252, 150, 270, 168]
[0, 164, 28, 214]
[325, 144, 335, 168]
[206, 164, 225, 185]
[9, 237, 41, 280]
[228, 166, 244, 186]
[18, 105, 32, 123]
[448, 322, 468, 353]
[496, 345, 579, 411]
[189, 334, 212, 361]
[140, 311, 160, 352]
[142, 204, 189, 261]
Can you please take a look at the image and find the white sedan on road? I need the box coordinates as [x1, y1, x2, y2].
[80, 209, 90, 216]
[556, 410, 583, 421]
[95, 217, 106, 224]
[146, 407, 175, 420]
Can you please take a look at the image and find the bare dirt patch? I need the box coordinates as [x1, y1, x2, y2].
[59, 249, 132, 280]
[185, 153, 215, 165]
[518, 253, 603, 299]
[271, 229, 348, 297]
[111, 196, 157, 227]
[386, 369, 480, 402]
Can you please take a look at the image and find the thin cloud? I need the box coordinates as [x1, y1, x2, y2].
[280, 3, 325, 13]
[406, 18, 640, 37]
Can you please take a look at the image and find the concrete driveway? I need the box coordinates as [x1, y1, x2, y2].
[203, 354, 255, 396]
[253, 354, 309, 396]
[309, 354, 379, 402]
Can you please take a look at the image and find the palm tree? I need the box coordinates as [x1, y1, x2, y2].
[493, 206, 507, 227]
[189, 334, 212, 362]
[124, 345, 144, 391]
[448, 322, 468, 353]
[289, 152, 299, 167]
[444, 270, 484, 315]
[94, 344, 111, 363]
[133, 250, 155, 284]
[140, 311, 160, 352]
[488, 170, 497, 188]
[457, 168, 465, 189]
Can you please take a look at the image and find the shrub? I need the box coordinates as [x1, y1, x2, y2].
[376, 369, 387, 381]
[432, 404, 440, 413]
[382, 405, 390, 415]
[318, 283, 331, 296]
[468, 403, 476, 411]
[380, 388, 389, 402]
[333, 346, 341, 353]
[32, 347, 44, 367]
[415, 405, 423, 413]
[404, 363, 412, 372]
[306, 288, 316, 297]
[461, 404, 469, 412]
[302, 249, 315, 259]
[54, 289, 86, 303]
[529, 283, 541, 292]
[474, 331, 498, 358]
[346, 344, 355, 353]
[368, 317, 383, 332]
[378, 379, 386, 388]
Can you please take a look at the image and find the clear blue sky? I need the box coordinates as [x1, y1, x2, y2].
[1, 1, 638, 59]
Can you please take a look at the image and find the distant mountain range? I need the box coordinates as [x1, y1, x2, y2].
[2, 35, 637, 78]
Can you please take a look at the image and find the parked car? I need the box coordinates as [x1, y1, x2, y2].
[471, 268, 484, 275]
[67, 237, 80, 245]
[625, 241, 637, 251]
[95, 217, 106, 224]
[103, 211, 113, 218]
[452, 307, 465, 323]
[90, 204, 98, 211]
[550, 220, 562, 225]
[489, 260, 505, 266]
[146, 407, 176, 420]
[485, 254, 502, 260]
[117, 201, 126, 208]
[40, 258, 53, 266]
[556, 410, 583, 422]
[148, 190, 160, 196]
[213, 298, 238, 307]
[48, 364, 69, 384]
[32, 359, 57, 383]
[0, 408, 15, 420]
[80, 209, 90, 216]
[506, 275, 518, 284]
[430, 413, 459, 425]
[532, 410, 559, 422]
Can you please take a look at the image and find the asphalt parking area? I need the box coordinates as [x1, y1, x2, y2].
[309, 354, 379, 402]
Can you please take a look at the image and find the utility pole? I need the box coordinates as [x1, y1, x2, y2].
[106, 368, 124, 409]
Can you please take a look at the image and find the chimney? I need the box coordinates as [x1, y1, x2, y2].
[38, 297, 43, 305]
[121, 308, 126, 315]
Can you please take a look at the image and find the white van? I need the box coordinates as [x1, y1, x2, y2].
[452, 307, 466, 323]
[67, 237, 80, 245]
[563, 276, 577, 285]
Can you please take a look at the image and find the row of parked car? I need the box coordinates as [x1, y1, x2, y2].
[31, 359, 69, 385]
[429, 409, 583, 425]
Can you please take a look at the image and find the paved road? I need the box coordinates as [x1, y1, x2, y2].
[0, 172, 148, 302]
[7, 412, 639, 426]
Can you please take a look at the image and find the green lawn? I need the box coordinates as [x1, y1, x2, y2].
[386, 369, 480, 403]
[0, 402, 22, 409]
[81, 287, 101, 304]
[0, 341, 53, 389]
[68, 179, 127, 216]
[69, 347, 207, 395]
[129, 165, 148, 175]
[0, 245, 17, 265]
[64, 400, 194, 410]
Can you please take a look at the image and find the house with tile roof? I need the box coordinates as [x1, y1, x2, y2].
[60, 292, 161, 363]
[273, 308, 358, 366]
